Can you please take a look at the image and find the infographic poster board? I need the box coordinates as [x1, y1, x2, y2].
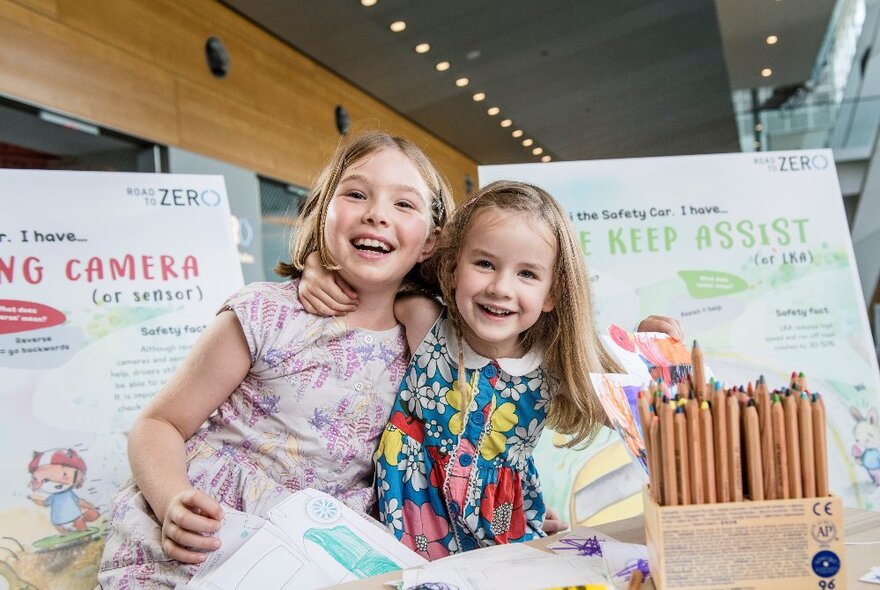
[480, 150, 880, 519]
[0, 170, 244, 589]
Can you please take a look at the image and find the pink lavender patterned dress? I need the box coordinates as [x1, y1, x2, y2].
[97, 281, 408, 589]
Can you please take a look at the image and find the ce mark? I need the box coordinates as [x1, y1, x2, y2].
[813, 501, 834, 516]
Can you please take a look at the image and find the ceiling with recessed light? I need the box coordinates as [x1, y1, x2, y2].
[221, 0, 836, 165]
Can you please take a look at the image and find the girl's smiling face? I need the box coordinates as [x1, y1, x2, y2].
[324, 148, 436, 294]
[453, 209, 557, 359]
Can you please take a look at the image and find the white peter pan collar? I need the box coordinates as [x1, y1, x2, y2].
[446, 326, 544, 377]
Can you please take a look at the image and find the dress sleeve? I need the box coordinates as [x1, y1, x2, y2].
[218, 281, 302, 368]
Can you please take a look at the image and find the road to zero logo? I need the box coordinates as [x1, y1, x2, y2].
[811, 550, 841, 578]
[200, 189, 222, 207]
[753, 153, 830, 172]
[811, 520, 837, 544]
[127, 187, 223, 207]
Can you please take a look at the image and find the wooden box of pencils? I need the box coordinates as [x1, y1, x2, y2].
[639, 369, 845, 589]
[644, 491, 846, 590]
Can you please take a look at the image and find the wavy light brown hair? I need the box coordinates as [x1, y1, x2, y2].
[276, 131, 455, 287]
[431, 180, 621, 447]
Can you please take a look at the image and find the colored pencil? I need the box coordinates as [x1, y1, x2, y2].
[727, 392, 743, 502]
[798, 392, 816, 497]
[700, 401, 717, 503]
[783, 391, 803, 498]
[743, 401, 763, 501]
[812, 394, 829, 497]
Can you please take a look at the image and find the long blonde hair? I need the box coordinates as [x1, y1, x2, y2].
[276, 131, 454, 286]
[431, 180, 621, 447]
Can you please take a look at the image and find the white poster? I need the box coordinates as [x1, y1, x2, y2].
[0, 170, 243, 589]
[480, 150, 880, 516]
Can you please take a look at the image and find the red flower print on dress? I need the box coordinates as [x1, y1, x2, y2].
[426, 446, 449, 489]
[401, 499, 450, 561]
[479, 467, 526, 543]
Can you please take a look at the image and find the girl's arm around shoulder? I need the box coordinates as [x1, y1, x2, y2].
[127, 310, 250, 563]
[393, 294, 443, 356]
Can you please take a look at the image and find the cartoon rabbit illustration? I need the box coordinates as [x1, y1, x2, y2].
[851, 406, 880, 486]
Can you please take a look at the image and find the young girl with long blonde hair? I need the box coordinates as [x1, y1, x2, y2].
[97, 130, 454, 588]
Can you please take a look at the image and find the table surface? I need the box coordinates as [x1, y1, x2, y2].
[331, 507, 880, 589]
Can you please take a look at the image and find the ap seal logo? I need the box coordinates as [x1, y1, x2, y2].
[811, 520, 837, 544]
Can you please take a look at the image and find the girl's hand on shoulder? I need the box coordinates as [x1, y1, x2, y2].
[636, 315, 683, 341]
[299, 251, 359, 316]
[161, 488, 224, 564]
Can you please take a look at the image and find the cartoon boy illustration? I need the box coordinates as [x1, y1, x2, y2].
[28, 448, 100, 533]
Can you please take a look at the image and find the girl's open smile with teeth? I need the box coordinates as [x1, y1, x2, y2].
[352, 237, 393, 253]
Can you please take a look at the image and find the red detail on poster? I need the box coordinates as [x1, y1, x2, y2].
[0, 299, 66, 334]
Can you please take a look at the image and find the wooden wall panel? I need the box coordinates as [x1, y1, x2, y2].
[0, 0, 477, 194]
[11, 0, 56, 17]
[0, 1, 178, 144]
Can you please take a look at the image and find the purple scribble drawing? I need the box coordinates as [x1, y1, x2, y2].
[616, 558, 650, 580]
[553, 535, 603, 557]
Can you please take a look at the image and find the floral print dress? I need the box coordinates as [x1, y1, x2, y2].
[98, 281, 408, 589]
[375, 312, 558, 560]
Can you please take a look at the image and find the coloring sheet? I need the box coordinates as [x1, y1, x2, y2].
[547, 526, 649, 586]
[589, 372, 651, 476]
[402, 543, 610, 589]
[184, 489, 426, 589]
[602, 325, 695, 386]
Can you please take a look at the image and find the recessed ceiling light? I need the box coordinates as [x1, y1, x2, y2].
[532, 147, 543, 155]
[512, 129, 523, 138]
[522, 138, 533, 147]
[435, 61, 450, 72]
[466, 50, 481, 61]
[487, 106, 500, 116]
[361, 0, 377, 5]
[455, 77, 469, 87]
[761, 67, 772, 77]
[390, 20, 406, 32]
[541, 155, 551, 162]
[472, 92, 486, 101]
[755, 123, 763, 131]
[766, 35, 778, 45]
[500, 119, 512, 127]
[415, 43, 431, 54]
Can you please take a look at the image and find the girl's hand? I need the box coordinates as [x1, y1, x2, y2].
[299, 252, 359, 316]
[636, 315, 684, 341]
[541, 507, 569, 534]
[161, 488, 224, 564]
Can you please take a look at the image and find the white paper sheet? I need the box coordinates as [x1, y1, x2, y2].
[182, 489, 426, 590]
[403, 543, 611, 590]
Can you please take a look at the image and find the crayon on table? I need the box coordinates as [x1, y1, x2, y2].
[628, 570, 644, 590]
